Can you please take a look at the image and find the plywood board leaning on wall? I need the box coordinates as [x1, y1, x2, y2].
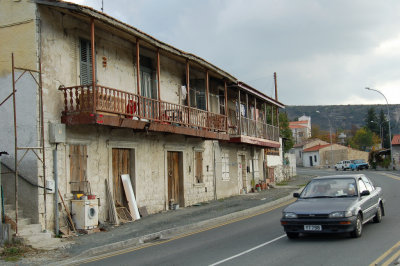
[121, 174, 140, 220]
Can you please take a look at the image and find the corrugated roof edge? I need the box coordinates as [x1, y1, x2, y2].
[237, 82, 285, 108]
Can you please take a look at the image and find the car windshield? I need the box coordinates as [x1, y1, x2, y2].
[301, 178, 358, 198]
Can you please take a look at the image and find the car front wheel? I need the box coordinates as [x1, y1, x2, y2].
[351, 214, 363, 238]
[286, 232, 299, 239]
[373, 204, 383, 223]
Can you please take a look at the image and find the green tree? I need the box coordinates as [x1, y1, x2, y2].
[279, 112, 294, 153]
[364, 107, 379, 135]
[348, 128, 380, 151]
[378, 109, 390, 148]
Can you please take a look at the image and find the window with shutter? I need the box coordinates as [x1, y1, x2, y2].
[190, 79, 206, 110]
[80, 39, 93, 85]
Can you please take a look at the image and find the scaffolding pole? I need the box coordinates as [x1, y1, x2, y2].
[9, 53, 46, 234]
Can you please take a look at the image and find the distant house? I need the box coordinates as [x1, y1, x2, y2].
[289, 115, 311, 144]
[302, 143, 369, 168]
[392, 134, 400, 170]
[290, 138, 329, 166]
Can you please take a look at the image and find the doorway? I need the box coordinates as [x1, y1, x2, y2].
[309, 156, 313, 167]
[112, 148, 134, 208]
[167, 151, 184, 208]
[239, 155, 247, 193]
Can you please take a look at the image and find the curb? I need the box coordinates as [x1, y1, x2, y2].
[56, 188, 301, 265]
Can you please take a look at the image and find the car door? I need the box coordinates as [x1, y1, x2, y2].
[357, 178, 375, 221]
[361, 175, 380, 216]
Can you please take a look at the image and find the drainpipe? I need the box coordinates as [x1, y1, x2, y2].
[53, 146, 59, 236]
[213, 141, 217, 200]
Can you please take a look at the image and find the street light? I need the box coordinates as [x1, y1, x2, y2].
[365, 87, 393, 169]
[316, 110, 334, 168]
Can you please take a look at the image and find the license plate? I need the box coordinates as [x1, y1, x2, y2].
[304, 225, 322, 231]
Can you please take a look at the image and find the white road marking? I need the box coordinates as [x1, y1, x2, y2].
[209, 234, 286, 266]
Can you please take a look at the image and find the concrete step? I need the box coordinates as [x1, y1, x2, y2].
[27, 237, 71, 250]
[4, 209, 24, 219]
[24, 232, 53, 244]
[17, 217, 31, 226]
[18, 224, 42, 236]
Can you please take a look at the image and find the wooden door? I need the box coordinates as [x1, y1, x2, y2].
[112, 148, 130, 207]
[69, 144, 87, 193]
[168, 151, 182, 206]
[240, 155, 247, 190]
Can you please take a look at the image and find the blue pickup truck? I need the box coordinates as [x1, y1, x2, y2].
[350, 159, 369, 171]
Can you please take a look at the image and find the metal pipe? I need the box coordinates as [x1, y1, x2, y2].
[53, 147, 59, 235]
[274, 72, 278, 101]
[39, 52, 47, 231]
[12, 53, 18, 234]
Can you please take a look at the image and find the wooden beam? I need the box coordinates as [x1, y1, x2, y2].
[224, 81, 228, 131]
[91, 18, 97, 114]
[157, 49, 161, 119]
[186, 60, 190, 123]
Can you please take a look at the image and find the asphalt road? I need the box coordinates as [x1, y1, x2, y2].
[80, 169, 400, 266]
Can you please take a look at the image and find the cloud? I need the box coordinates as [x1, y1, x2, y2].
[67, 0, 400, 105]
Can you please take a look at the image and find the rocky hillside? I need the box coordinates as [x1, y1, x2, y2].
[284, 104, 400, 134]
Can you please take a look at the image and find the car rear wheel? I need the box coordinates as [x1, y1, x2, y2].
[373, 204, 383, 223]
[351, 214, 363, 238]
[286, 232, 299, 239]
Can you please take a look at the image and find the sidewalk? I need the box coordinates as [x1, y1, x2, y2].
[13, 174, 314, 265]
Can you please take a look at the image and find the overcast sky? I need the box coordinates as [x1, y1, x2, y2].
[69, 0, 400, 106]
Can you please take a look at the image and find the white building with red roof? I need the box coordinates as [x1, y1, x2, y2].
[289, 115, 311, 144]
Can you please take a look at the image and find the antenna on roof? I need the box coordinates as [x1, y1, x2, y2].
[101, 0, 104, 12]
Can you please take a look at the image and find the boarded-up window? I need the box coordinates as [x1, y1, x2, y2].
[80, 39, 93, 85]
[222, 153, 230, 180]
[69, 144, 87, 193]
[195, 151, 203, 184]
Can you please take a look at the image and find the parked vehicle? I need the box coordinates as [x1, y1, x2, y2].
[350, 159, 369, 171]
[334, 160, 352, 171]
[280, 174, 385, 239]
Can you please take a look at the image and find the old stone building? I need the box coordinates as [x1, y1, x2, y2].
[0, 0, 285, 242]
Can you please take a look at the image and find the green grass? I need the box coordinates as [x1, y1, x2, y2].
[276, 181, 289, 186]
[1, 241, 29, 262]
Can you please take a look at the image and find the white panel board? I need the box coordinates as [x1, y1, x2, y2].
[121, 174, 140, 220]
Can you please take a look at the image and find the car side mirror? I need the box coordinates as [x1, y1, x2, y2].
[360, 190, 370, 196]
[293, 192, 300, 198]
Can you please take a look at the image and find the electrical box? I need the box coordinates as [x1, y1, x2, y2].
[46, 179, 55, 193]
[49, 123, 66, 144]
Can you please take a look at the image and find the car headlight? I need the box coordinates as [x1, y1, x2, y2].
[283, 212, 298, 219]
[329, 211, 352, 218]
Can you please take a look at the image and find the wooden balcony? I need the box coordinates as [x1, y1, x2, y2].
[59, 85, 229, 140]
[228, 113, 280, 148]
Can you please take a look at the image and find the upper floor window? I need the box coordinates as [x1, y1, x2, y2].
[190, 79, 206, 110]
[80, 39, 93, 85]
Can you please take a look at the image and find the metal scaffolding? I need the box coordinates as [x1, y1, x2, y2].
[0, 53, 47, 234]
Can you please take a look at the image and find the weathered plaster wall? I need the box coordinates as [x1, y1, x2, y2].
[0, 0, 40, 223]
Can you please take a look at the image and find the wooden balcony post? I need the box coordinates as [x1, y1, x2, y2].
[246, 93, 249, 135]
[186, 60, 190, 123]
[254, 97, 257, 137]
[136, 39, 141, 116]
[264, 103, 267, 138]
[157, 49, 161, 120]
[91, 18, 97, 113]
[206, 70, 209, 112]
[224, 81, 228, 131]
[238, 89, 241, 135]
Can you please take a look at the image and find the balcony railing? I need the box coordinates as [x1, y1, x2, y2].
[59, 85, 227, 132]
[228, 115, 279, 142]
